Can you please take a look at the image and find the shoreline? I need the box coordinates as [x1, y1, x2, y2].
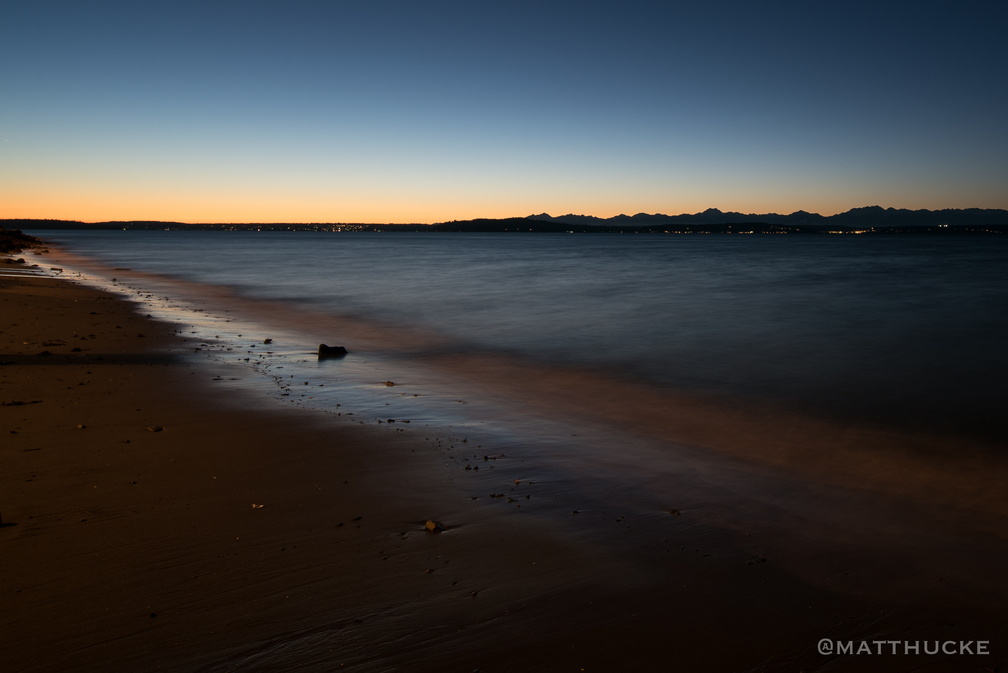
[31, 244, 1008, 547]
[2, 262, 1007, 671]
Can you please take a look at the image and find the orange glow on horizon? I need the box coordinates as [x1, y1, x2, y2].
[5, 185, 1002, 225]
[4, 195, 900, 224]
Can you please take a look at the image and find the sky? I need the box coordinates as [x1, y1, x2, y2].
[2, 0, 1006, 223]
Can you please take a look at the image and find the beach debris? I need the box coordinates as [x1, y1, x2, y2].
[425, 519, 445, 533]
[144, 425, 164, 433]
[251, 504, 265, 509]
[263, 338, 273, 344]
[384, 380, 396, 387]
[318, 344, 348, 358]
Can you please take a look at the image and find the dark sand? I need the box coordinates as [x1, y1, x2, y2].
[2, 258, 1007, 672]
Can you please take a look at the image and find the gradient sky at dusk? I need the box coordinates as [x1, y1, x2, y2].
[3, 0, 1005, 223]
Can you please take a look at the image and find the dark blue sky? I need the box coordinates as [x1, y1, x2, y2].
[3, 0, 1005, 222]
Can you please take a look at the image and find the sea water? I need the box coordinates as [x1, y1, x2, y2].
[32, 229, 1008, 444]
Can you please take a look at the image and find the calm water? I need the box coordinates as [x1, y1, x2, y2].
[31, 230, 1008, 445]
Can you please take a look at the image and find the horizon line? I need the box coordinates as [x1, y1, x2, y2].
[6, 204, 1008, 227]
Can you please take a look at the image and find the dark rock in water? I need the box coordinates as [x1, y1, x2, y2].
[318, 344, 349, 358]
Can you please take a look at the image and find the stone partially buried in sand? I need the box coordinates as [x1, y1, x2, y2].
[317, 344, 348, 358]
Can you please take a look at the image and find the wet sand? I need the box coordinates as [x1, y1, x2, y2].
[2, 262, 1006, 672]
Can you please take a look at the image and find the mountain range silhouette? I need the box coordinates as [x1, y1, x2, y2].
[524, 206, 1008, 228]
[4, 206, 1007, 232]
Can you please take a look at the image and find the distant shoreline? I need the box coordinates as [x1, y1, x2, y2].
[6, 207, 1008, 236]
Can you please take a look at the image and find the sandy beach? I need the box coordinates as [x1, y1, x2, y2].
[3, 248, 1007, 672]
